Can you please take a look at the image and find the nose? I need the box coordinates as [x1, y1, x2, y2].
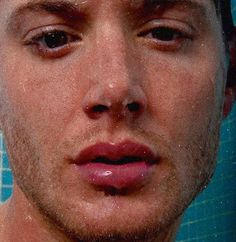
[82, 83, 147, 120]
[82, 22, 147, 121]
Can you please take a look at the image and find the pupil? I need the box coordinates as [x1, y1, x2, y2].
[152, 28, 176, 41]
[44, 31, 68, 48]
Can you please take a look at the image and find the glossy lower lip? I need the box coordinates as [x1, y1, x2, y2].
[73, 141, 158, 189]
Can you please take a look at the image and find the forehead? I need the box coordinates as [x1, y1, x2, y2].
[0, 0, 216, 31]
[1, 0, 214, 13]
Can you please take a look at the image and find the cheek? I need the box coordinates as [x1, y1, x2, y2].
[141, 50, 226, 195]
[0, 55, 90, 153]
[143, 52, 225, 145]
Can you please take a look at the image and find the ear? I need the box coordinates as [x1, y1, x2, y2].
[223, 27, 236, 118]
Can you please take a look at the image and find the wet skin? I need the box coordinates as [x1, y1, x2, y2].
[0, 0, 233, 241]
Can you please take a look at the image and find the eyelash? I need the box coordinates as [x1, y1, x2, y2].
[138, 25, 193, 51]
[24, 27, 81, 58]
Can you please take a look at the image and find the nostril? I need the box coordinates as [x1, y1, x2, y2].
[127, 102, 141, 113]
[92, 104, 109, 113]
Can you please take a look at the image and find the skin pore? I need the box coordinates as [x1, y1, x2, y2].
[0, 0, 234, 241]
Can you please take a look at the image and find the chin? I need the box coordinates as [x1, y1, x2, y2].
[31, 175, 186, 242]
[45, 198, 181, 242]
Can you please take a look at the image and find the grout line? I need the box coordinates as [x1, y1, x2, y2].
[180, 211, 236, 227]
[188, 192, 236, 207]
[176, 228, 236, 242]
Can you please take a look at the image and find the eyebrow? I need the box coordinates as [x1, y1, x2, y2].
[15, 0, 83, 16]
[141, 0, 205, 9]
[141, 0, 208, 16]
[6, 0, 85, 34]
[7, 0, 208, 34]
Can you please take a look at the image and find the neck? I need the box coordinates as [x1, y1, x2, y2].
[0, 185, 73, 242]
[0, 185, 181, 242]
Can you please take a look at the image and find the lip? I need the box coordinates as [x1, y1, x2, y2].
[73, 140, 158, 190]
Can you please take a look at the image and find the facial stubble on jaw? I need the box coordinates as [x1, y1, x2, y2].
[2, 109, 222, 242]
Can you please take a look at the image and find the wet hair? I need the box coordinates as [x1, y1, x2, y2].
[217, 0, 236, 87]
[217, 0, 234, 41]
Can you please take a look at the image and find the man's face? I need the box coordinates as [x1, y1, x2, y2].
[0, 0, 228, 241]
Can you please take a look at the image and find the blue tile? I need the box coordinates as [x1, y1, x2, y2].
[2, 171, 13, 185]
[219, 125, 231, 140]
[214, 161, 236, 177]
[224, 195, 236, 211]
[231, 122, 236, 140]
[217, 141, 233, 161]
[2, 187, 12, 202]
[2, 152, 9, 169]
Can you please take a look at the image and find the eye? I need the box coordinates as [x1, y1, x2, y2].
[24, 28, 81, 58]
[139, 26, 187, 42]
[41, 31, 71, 49]
[148, 27, 184, 41]
[138, 24, 193, 51]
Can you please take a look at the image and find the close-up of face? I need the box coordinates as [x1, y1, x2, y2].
[0, 0, 234, 241]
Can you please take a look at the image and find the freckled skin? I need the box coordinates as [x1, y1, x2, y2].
[0, 0, 233, 242]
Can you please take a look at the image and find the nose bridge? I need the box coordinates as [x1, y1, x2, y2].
[82, 16, 147, 120]
[92, 19, 133, 93]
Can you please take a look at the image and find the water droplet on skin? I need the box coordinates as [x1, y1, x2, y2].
[108, 83, 114, 89]
[102, 170, 112, 176]
[201, 43, 205, 47]
[77, 0, 88, 5]
[26, 215, 32, 221]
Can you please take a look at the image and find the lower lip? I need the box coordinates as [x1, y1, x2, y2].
[76, 161, 153, 189]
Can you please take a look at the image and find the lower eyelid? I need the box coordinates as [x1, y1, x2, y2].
[30, 42, 78, 58]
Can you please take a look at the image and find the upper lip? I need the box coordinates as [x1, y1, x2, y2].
[74, 140, 157, 165]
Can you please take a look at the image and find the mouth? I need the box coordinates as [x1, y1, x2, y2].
[91, 156, 145, 165]
[73, 140, 158, 191]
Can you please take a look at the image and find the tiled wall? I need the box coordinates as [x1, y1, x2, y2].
[0, 2, 236, 242]
[176, 104, 236, 242]
[0, 134, 13, 202]
[175, 3, 236, 241]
